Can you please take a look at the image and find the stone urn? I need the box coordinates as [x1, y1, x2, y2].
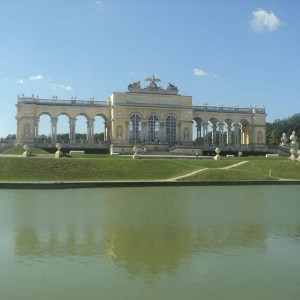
[23, 144, 30, 157]
[132, 145, 139, 159]
[55, 143, 63, 158]
[214, 147, 221, 160]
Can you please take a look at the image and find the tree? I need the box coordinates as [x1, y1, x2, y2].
[266, 113, 300, 145]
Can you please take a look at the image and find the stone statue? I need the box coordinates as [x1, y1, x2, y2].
[289, 131, 299, 160]
[280, 133, 287, 147]
[128, 81, 141, 90]
[167, 82, 178, 93]
[257, 131, 263, 143]
[290, 131, 297, 144]
[116, 126, 123, 139]
[183, 128, 189, 141]
[132, 145, 139, 159]
[145, 75, 161, 89]
[23, 124, 30, 137]
[128, 76, 179, 95]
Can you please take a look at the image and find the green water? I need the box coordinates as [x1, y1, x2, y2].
[0, 186, 300, 300]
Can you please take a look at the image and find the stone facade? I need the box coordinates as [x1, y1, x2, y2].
[15, 78, 267, 154]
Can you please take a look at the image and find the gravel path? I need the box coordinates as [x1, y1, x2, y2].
[167, 160, 249, 181]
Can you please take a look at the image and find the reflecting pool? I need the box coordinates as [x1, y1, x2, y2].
[0, 186, 300, 300]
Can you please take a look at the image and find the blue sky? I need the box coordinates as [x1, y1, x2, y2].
[1, 0, 300, 137]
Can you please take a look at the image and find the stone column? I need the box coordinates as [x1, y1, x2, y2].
[203, 122, 209, 146]
[219, 122, 224, 146]
[212, 123, 217, 145]
[16, 118, 21, 142]
[141, 121, 147, 143]
[106, 120, 112, 142]
[249, 125, 253, 145]
[125, 121, 130, 142]
[177, 122, 181, 143]
[226, 123, 232, 145]
[103, 121, 107, 141]
[51, 117, 58, 143]
[196, 123, 202, 140]
[35, 118, 39, 141]
[69, 117, 76, 143]
[234, 123, 240, 146]
[87, 118, 95, 144]
[159, 122, 165, 143]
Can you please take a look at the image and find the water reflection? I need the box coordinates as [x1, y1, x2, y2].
[1, 186, 300, 300]
[12, 188, 193, 276]
[9, 187, 275, 276]
[15, 228, 104, 257]
[102, 195, 192, 276]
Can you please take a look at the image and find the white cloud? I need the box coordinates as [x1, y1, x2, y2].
[193, 68, 207, 77]
[49, 83, 73, 91]
[58, 84, 73, 91]
[29, 74, 43, 81]
[250, 9, 283, 32]
[96, 0, 109, 11]
[17, 79, 25, 85]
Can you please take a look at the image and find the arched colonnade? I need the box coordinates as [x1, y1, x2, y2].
[193, 117, 252, 146]
[15, 95, 267, 149]
[34, 111, 111, 144]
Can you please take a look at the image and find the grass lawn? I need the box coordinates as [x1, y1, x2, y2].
[2, 146, 50, 155]
[0, 150, 299, 182]
[179, 157, 300, 181]
[0, 155, 234, 181]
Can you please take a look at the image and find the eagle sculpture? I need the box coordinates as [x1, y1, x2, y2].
[145, 75, 161, 87]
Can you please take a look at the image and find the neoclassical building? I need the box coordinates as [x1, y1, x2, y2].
[15, 76, 267, 154]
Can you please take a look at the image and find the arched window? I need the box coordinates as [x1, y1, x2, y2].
[166, 115, 176, 143]
[130, 114, 141, 142]
[148, 115, 159, 141]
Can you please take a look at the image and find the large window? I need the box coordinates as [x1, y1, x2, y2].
[148, 115, 159, 141]
[166, 115, 176, 143]
[130, 114, 141, 142]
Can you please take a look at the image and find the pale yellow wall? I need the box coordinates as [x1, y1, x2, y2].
[15, 93, 267, 147]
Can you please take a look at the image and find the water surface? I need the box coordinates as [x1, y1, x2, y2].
[0, 186, 300, 300]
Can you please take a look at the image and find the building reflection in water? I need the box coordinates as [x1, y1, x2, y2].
[12, 187, 268, 276]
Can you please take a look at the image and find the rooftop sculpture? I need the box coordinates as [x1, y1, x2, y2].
[128, 75, 178, 95]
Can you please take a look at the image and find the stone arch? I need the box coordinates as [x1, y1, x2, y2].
[75, 112, 89, 119]
[164, 112, 178, 120]
[145, 112, 161, 120]
[56, 111, 72, 119]
[193, 117, 203, 145]
[36, 112, 52, 143]
[37, 111, 53, 118]
[94, 113, 107, 143]
[75, 114, 89, 143]
[128, 111, 143, 120]
[56, 113, 71, 143]
[240, 119, 251, 145]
